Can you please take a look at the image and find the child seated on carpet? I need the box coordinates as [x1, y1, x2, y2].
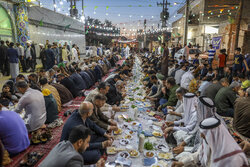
[0, 84, 18, 103]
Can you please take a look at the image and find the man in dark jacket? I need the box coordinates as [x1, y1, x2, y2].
[106, 75, 122, 105]
[69, 68, 87, 91]
[39, 44, 46, 70]
[0, 40, 9, 76]
[202, 78, 229, 101]
[57, 73, 80, 98]
[90, 94, 118, 131]
[76, 68, 92, 89]
[215, 81, 241, 117]
[60, 102, 113, 164]
[40, 125, 105, 167]
[7, 42, 19, 79]
[45, 44, 55, 71]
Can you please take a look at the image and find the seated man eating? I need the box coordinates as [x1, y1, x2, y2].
[60, 101, 113, 164]
[90, 94, 118, 131]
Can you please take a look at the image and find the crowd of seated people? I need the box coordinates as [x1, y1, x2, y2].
[0, 51, 131, 166]
[1, 45, 250, 167]
[138, 49, 250, 167]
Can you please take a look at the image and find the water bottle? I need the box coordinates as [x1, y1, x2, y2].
[137, 124, 142, 137]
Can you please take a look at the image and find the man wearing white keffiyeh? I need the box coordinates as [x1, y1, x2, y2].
[173, 96, 226, 157]
[171, 117, 248, 167]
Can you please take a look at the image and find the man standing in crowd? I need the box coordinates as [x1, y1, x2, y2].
[25, 41, 35, 72]
[233, 47, 244, 74]
[161, 43, 169, 77]
[16, 43, 25, 72]
[0, 40, 9, 76]
[208, 44, 215, 67]
[39, 44, 46, 70]
[45, 44, 55, 71]
[7, 42, 19, 79]
[72, 44, 79, 62]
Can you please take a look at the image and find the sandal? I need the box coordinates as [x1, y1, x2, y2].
[30, 131, 42, 145]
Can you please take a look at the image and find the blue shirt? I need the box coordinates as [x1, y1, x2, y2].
[208, 49, 216, 59]
[0, 110, 30, 154]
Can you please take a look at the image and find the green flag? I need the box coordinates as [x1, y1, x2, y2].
[138, 5, 142, 7]
[39, 19, 43, 26]
[106, 6, 109, 10]
[94, 6, 98, 10]
[83, 6, 87, 8]
[149, 4, 152, 7]
[128, 5, 132, 7]
[65, 24, 71, 29]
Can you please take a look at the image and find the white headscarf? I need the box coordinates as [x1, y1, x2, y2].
[183, 93, 198, 126]
[180, 67, 195, 90]
[189, 96, 226, 152]
[199, 118, 248, 167]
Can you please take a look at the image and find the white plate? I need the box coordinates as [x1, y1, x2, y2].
[152, 131, 163, 138]
[157, 152, 173, 160]
[119, 139, 130, 146]
[107, 147, 116, 155]
[118, 151, 130, 159]
[155, 144, 169, 152]
[131, 121, 139, 126]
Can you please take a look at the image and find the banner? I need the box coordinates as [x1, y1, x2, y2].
[212, 36, 221, 49]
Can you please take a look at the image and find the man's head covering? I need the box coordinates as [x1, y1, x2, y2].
[39, 43, 44, 47]
[199, 117, 248, 167]
[42, 89, 51, 96]
[241, 80, 250, 89]
[229, 81, 241, 88]
[156, 73, 166, 81]
[183, 93, 198, 126]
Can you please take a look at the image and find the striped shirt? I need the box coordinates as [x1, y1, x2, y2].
[208, 49, 216, 59]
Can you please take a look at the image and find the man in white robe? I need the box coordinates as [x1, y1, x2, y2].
[171, 117, 249, 167]
[180, 67, 194, 90]
[163, 93, 197, 136]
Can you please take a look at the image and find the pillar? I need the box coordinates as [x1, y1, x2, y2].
[14, 2, 30, 46]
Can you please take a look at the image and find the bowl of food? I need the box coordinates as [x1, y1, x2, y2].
[118, 151, 130, 159]
[152, 131, 163, 138]
[144, 142, 154, 150]
[144, 151, 155, 158]
[124, 134, 133, 140]
[114, 129, 122, 135]
[119, 139, 130, 146]
[151, 164, 163, 167]
[129, 150, 140, 158]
